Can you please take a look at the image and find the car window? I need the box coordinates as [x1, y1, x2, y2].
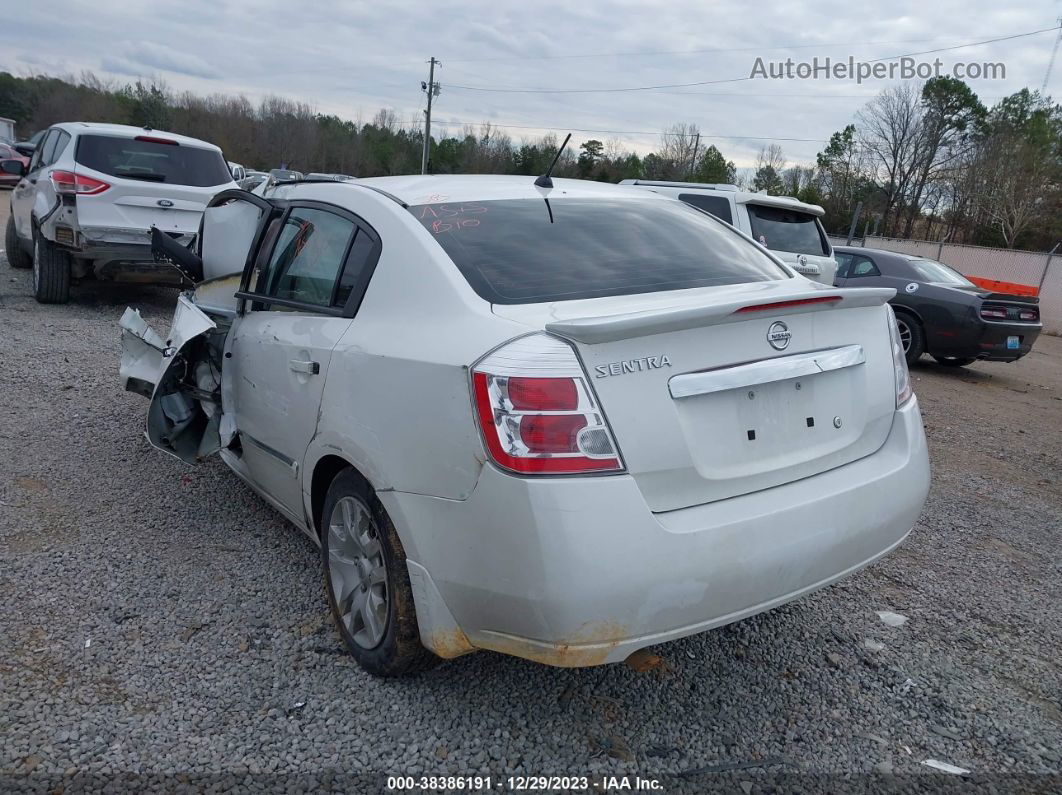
[259, 207, 356, 308]
[28, 130, 54, 172]
[678, 193, 734, 225]
[746, 204, 828, 256]
[48, 131, 71, 165]
[907, 258, 975, 287]
[848, 256, 880, 278]
[834, 253, 853, 278]
[74, 134, 232, 187]
[333, 228, 378, 308]
[410, 198, 789, 304]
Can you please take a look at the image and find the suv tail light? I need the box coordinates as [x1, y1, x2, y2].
[886, 306, 913, 407]
[472, 334, 623, 475]
[50, 170, 110, 196]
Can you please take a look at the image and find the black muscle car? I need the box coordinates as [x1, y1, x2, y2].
[834, 246, 1042, 367]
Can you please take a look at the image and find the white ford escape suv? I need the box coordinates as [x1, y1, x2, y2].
[621, 180, 837, 285]
[120, 175, 929, 677]
[4, 122, 236, 303]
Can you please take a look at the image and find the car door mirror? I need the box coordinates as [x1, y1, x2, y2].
[0, 159, 26, 177]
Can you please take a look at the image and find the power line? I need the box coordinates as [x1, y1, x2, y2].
[442, 34, 1004, 63]
[408, 117, 828, 143]
[443, 26, 1061, 94]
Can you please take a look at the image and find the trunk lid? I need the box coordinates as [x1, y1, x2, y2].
[75, 181, 216, 235]
[73, 133, 234, 235]
[494, 282, 898, 513]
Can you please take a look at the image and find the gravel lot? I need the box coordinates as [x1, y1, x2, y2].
[2, 197, 1060, 793]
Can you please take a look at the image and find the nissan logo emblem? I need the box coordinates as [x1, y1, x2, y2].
[767, 321, 792, 351]
[157, 199, 174, 207]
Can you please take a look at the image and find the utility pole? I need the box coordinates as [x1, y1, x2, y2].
[421, 57, 440, 175]
[688, 132, 700, 180]
[1042, 18, 1062, 94]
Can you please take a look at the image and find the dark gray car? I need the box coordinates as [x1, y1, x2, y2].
[834, 246, 1042, 367]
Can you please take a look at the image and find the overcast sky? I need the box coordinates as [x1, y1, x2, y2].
[2, 0, 1060, 167]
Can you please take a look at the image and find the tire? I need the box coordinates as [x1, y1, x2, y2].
[320, 469, 438, 677]
[32, 233, 71, 304]
[933, 356, 975, 368]
[4, 215, 32, 269]
[894, 312, 925, 365]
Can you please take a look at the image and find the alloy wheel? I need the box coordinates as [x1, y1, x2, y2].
[895, 317, 912, 354]
[327, 496, 389, 649]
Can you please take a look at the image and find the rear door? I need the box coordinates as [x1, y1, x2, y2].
[73, 133, 234, 235]
[228, 201, 381, 517]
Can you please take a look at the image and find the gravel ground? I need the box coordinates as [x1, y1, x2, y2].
[1, 197, 1060, 793]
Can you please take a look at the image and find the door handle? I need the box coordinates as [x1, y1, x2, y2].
[289, 359, 320, 375]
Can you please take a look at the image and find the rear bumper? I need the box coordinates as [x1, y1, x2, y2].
[931, 319, 1041, 362]
[385, 396, 930, 666]
[61, 229, 192, 285]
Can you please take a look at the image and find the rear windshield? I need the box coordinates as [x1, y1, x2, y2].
[747, 204, 828, 256]
[75, 134, 232, 187]
[410, 198, 789, 304]
[908, 258, 974, 287]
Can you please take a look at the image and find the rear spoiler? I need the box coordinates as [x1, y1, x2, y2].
[545, 287, 895, 344]
[982, 292, 1039, 306]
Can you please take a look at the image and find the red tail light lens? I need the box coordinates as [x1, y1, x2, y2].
[1018, 308, 1039, 322]
[507, 377, 578, 410]
[135, 135, 178, 146]
[472, 335, 623, 475]
[735, 296, 841, 313]
[50, 170, 110, 196]
[519, 414, 588, 453]
[979, 305, 1008, 320]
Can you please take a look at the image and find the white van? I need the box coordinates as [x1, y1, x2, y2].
[621, 180, 836, 285]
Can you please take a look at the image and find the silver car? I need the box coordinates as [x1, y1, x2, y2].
[120, 175, 929, 676]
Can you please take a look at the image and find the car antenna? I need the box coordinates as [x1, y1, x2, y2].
[534, 133, 571, 189]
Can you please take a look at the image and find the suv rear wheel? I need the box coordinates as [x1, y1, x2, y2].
[5, 216, 32, 269]
[320, 469, 439, 677]
[33, 234, 71, 304]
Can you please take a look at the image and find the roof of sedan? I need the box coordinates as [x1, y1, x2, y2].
[351, 174, 660, 206]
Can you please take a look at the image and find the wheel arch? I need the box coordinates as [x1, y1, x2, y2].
[310, 454, 372, 538]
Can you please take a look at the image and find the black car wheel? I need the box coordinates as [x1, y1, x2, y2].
[894, 312, 925, 365]
[933, 356, 975, 368]
[5, 215, 32, 269]
[320, 468, 439, 677]
[32, 234, 72, 304]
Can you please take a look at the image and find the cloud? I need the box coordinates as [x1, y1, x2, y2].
[0, 0, 1056, 166]
[112, 42, 220, 79]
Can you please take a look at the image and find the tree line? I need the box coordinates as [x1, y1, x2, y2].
[1, 71, 1058, 250]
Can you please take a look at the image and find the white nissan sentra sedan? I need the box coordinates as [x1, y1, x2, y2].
[120, 175, 930, 676]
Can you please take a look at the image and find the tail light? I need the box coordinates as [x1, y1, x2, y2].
[886, 306, 913, 407]
[1018, 307, 1039, 322]
[980, 305, 1008, 320]
[50, 170, 109, 196]
[472, 334, 623, 475]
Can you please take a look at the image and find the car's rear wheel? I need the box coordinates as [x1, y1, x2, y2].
[933, 356, 975, 368]
[5, 215, 32, 269]
[894, 312, 924, 365]
[32, 234, 71, 304]
[320, 469, 438, 677]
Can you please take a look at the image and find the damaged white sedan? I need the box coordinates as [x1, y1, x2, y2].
[121, 175, 929, 676]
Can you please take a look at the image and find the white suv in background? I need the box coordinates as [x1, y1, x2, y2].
[621, 180, 837, 285]
[3, 122, 236, 303]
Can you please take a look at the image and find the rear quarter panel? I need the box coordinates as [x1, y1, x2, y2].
[297, 187, 530, 539]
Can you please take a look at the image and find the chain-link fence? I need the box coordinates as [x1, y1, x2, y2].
[829, 236, 1061, 335]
